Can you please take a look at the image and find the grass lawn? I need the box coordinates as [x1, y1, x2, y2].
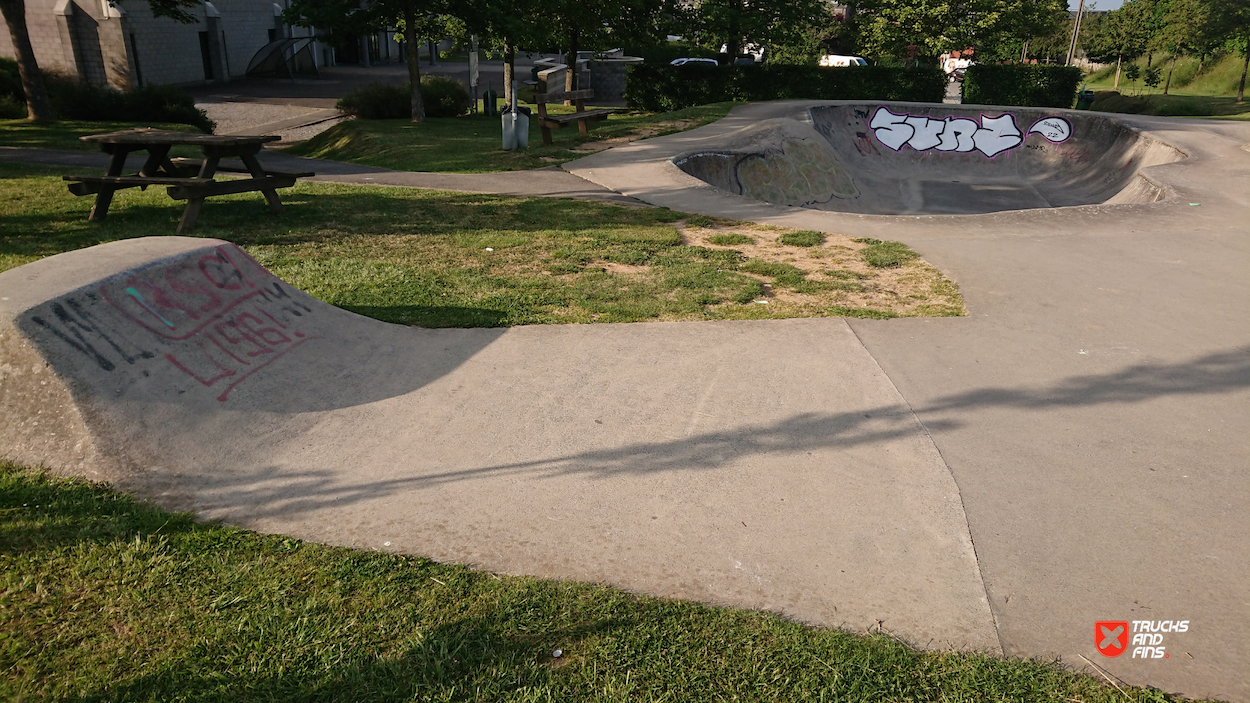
[0, 119, 202, 151]
[0, 162, 964, 327]
[1087, 92, 1250, 119]
[0, 463, 1185, 702]
[285, 103, 738, 172]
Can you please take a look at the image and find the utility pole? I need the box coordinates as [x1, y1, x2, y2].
[1065, 0, 1086, 66]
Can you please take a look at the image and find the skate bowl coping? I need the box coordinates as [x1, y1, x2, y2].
[671, 103, 1185, 216]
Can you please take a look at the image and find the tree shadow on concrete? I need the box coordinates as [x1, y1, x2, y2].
[166, 346, 1249, 522]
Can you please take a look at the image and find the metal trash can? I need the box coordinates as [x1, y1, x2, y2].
[501, 106, 531, 150]
[1075, 89, 1096, 110]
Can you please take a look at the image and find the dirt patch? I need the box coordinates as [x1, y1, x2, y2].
[678, 221, 967, 318]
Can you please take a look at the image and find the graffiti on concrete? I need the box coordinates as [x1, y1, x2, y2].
[735, 137, 858, 207]
[26, 244, 317, 402]
[869, 107, 1072, 158]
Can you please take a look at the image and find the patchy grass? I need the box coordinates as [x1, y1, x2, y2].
[777, 230, 825, 247]
[0, 463, 1189, 703]
[0, 119, 201, 152]
[0, 162, 964, 325]
[284, 103, 738, 172]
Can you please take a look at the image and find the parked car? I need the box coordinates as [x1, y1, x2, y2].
[819, 55, 867, 67]
[950, 68, 968, 82]
[670, 57, 719, 67]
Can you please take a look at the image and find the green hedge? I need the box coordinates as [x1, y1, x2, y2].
[337, 76, 471, 119]
[625, 65, 946, 112]
[962, 64, 1082, 108]
[0, 59, 213, 131]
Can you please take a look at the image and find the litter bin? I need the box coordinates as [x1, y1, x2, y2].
[1075, 89, 1096, 110]
[501, 105, 531, 150]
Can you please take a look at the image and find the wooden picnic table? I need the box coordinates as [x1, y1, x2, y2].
[64, 129, 313, 233]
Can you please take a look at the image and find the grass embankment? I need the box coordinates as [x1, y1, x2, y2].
[1082, 52, 1250, 118]
[0, 463, 1186, 702]
[286, 102, 738, 172]
[0, 162, 963, 326]
[0, 120, 202, 151]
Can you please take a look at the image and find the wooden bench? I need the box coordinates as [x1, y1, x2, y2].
[64, 175, 213, 196]
[533, 89, 616, 145]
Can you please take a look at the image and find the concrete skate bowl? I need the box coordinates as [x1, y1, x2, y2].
[673, 103, 1185, 216]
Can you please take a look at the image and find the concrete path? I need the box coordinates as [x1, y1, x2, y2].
[0, 146, 643, 206]
[569, 102, 1250, 701]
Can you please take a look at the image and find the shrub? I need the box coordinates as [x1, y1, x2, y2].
[625, 64, 946, 112]
[12, 70, 216, 131]
[337, 83, 409, 119]
[962, 64, 1082, 108]
[420, 75, 471, 118]
[337, 76, 471, 119]
[777, 230, 824, 247]
[0, 57, 22, 105]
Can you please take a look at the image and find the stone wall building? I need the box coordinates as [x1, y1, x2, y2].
[0, 0, 328, 89]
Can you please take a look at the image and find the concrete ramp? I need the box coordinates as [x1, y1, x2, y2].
[673, 103, 1184, 215]
[1, 237, 999, 650]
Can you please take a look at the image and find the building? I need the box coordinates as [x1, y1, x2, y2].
[0, 0, 344, 90]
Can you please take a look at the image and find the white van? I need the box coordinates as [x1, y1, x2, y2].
[819, 55, 867, 67]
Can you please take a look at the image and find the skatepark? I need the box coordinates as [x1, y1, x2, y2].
[1, 101, 1246, 700]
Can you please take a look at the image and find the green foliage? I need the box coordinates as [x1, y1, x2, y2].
[694, 0, 830, 60]
[1144, 66, 1164, 87]
[962, 64, 1082, 108]
[34, 73, 212, 132]
[860, 240, 919, 268]
[419, 75, 473, 117]
[706, 233, 754, 245]
[337, 76, 471, 119]
[777, 230, 824, 247]
[625, 64, 946, 111]
[853, 0, 1067, 64]
[624, 42, 719, 65]
[0, 59, 211, 129]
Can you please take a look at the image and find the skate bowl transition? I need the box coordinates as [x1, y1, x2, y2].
[672, 103, 1184, 215]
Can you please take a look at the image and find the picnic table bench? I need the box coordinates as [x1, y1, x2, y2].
[533, 89, 617, 145]
[64, 129, 314, 233]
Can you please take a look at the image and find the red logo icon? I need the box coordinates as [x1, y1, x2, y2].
[1096, 621, 1129, 657]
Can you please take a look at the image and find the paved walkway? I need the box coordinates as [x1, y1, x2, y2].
[1, 104, 1246, 701]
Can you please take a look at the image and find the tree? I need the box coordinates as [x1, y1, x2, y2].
[1205, 0, 1250, 101]
[456, 0, 545, 108]
[0, 0, 200, 122]
[1153, 0, 1208, 93]
[544, 0, 669, 93]
[852, 0, 1067, 66]
[1086, 0, 1153, 88]
[285, 0, 451, 121]
[693, 0, 828, 62]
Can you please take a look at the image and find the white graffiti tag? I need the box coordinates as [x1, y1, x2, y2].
[973, 114, 1023, 157]
[869, 107, 1070, 158]
[1028, 116, 1073, 143]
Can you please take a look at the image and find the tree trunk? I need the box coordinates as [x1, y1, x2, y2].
[502, 40, 514, 108]
[0, 0, 54, 122]
[1238, 34, 1248, 103]
[1114, 54, 1121, 90]
[401, 0, 425, 122]
[1163, 51, 1176, 95]
[564, 29, 579, 103]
